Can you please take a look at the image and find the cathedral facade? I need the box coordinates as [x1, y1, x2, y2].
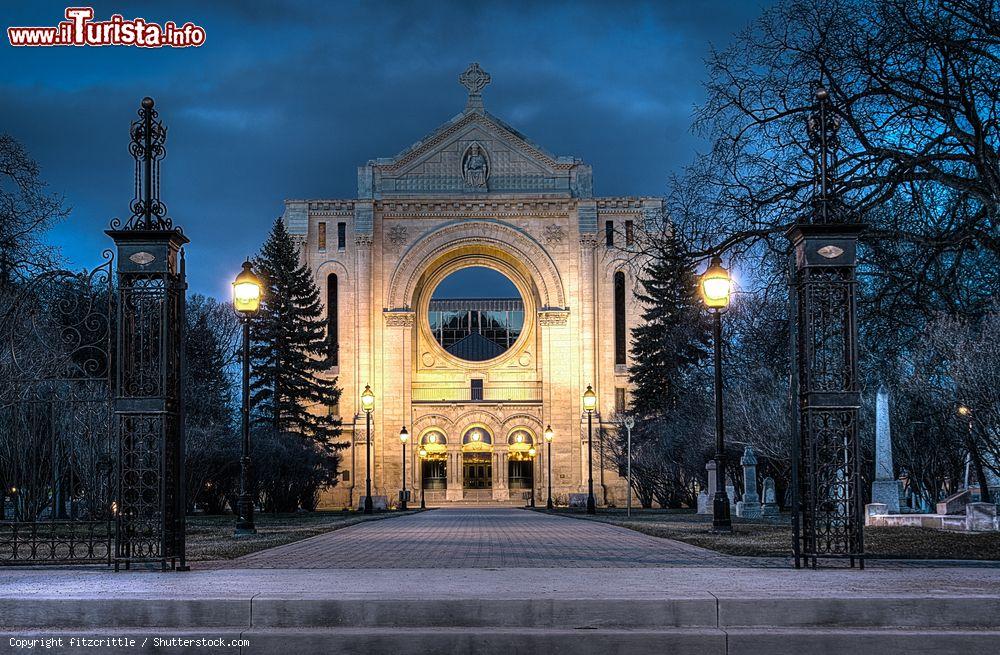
[282, 64, 660, 508]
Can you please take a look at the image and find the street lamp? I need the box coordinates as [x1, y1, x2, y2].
[956, 404, 993, 503]
[544, 425, 554, 509]
[361, 384, 375, 514]
[623, 415, 635, 518]
[528, 447, 537, 508]
[232, 260, 262, 535]
[701, 254, 733, 531]
[583, 385, 598, 514]
[418, 447, 428, 509]
[399, 426, 409, 510]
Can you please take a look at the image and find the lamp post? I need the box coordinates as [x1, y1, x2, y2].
[399, 426, 409, 510]
[544, 425, 554, 509]
[957, 404, 993, 503]
[528, 447, 537, 507]
[623, 415, 635, 518]
[418, 447, 427, 509]
[701, 255, 733, 531]
[583, 385, 597, 514]
[232, 260, 262, 535]
[361, 384, 375, 514]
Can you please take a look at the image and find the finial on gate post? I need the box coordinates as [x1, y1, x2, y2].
[119, 95, 172, 231]
[804, 83, 848, 225]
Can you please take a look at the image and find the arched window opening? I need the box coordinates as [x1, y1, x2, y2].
[327, 273, 339, 366]
[614, 271, 626, 366]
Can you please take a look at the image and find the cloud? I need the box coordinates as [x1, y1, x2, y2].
[0, 0, 769, 295]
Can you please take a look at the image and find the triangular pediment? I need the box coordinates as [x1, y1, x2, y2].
[360, 111, 592, 198]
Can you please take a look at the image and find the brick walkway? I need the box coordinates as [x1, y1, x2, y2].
[224, 508, 777, 569]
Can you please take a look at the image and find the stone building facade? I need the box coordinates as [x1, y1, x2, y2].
[282, 64, 660, 508]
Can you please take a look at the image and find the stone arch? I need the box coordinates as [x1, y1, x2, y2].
[500, 412, 544, 434]
[387, 219, 567, 310]
[412, 412, 455, 436]
[452, 408, 505, 431]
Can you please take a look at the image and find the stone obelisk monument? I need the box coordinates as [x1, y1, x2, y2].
[871, 385, 901, 513]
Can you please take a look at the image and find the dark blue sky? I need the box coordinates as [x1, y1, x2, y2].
[432, 267, 519, 300]
[1, 0, 768, 298]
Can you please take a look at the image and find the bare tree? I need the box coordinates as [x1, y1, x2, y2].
[0, 134, 67, 292]
[676, 0, 1000, 322]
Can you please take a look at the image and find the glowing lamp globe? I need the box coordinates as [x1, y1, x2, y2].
[582, 385, 597, 413]
[360, 384, 375, 413]
[399, 426, 409, 443]
[232, 260, 262, 315]
[544, 425, 554, 443]
[701, 255, 732, 309]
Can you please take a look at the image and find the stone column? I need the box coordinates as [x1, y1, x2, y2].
[493, 447, 509, 501]
[578, 232, 598, 493]
[383, 310, 414, 499]
[446, 447, 463, 501]
[540, 309, 571, 501]
[355, 227, 374, 494]
[871, 385, 901, 513]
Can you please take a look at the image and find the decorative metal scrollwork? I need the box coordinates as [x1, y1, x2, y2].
[0, 256, 115, 565]
[789, 82, 864, 569]
[111, 97, 175, 232]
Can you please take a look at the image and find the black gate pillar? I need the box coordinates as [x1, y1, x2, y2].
[108, 97, 189, 571]
[788, 86, 865, 569]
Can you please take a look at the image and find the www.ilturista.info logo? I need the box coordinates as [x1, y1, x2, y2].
[8, 7, 206, 48]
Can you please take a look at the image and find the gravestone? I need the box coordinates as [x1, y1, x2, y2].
[985, 454, 1000, 503]
[357, 496, 389, 512]
[736, 447, 762, 519]
[965, 502, 998, 532]
[761, 477, 779, 516]
[871, 385, 902, 513]
[697, 460, 716, 515]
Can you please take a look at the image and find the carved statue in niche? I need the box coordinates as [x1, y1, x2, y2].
[462, 143, 489, 188]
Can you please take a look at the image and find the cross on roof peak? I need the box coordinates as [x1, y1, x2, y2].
[460, 63, 490, 112]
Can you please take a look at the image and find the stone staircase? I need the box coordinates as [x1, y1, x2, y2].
[4, 594, 999, 654]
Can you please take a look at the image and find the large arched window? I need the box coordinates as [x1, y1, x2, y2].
[614, 271, 626, 366]
[327, 273, 338, 366]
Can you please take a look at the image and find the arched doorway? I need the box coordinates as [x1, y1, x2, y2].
[507, 429, 536, 492]
[418, 430, 448, 492]
[461, 427, 493, 490]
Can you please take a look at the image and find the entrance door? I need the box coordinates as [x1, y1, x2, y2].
[463, 453, 492, 489]
[508, 459, 534, 490]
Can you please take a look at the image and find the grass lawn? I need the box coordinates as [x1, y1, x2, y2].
[541, 508, 1000, 560]
[185, 509, 422, 561]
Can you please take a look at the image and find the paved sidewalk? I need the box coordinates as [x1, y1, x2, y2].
[221, 507, 773, 569]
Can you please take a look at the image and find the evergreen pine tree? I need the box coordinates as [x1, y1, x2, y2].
[628, 231, 709, 418]
[250, 219, 342, 448]
[185, 296, 235, 431]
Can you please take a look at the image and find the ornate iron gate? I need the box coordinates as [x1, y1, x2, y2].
[1, 96, 189, 570]
[0, 259, 116, 565]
